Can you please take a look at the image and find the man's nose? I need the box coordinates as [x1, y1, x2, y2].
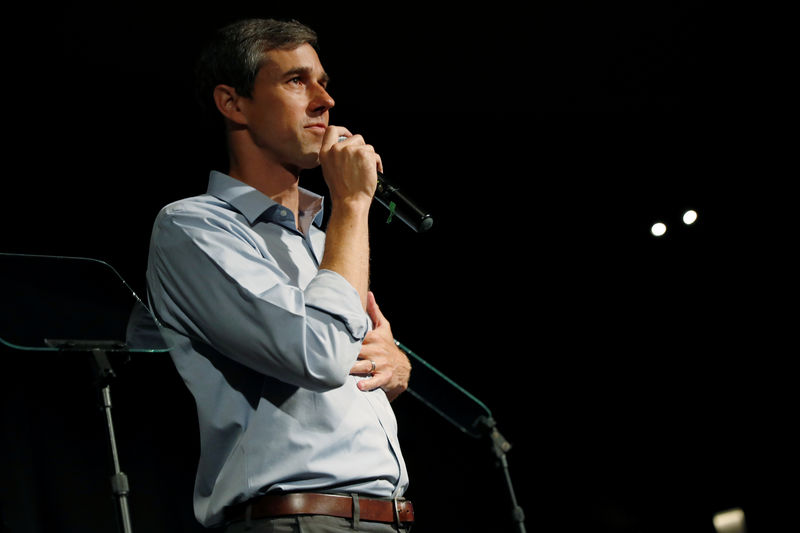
[311, 84, 335, 114]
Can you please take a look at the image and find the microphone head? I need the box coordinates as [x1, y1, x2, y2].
[418, 216, 434, 232]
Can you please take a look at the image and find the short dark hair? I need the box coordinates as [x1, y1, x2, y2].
[194, 18, 318, 114]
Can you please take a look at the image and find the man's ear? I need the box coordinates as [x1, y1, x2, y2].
[213, 84, 247, 125]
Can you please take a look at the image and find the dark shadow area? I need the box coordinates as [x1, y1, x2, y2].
[2, 3, 790, 532]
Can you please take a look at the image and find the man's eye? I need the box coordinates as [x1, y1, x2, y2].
[289, 77, 303, 85]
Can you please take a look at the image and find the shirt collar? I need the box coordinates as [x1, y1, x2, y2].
[206, 170, 325, 229]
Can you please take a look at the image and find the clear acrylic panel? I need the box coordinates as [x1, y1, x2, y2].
[397, 341, 494, 439]
[0, 252, 170, 352]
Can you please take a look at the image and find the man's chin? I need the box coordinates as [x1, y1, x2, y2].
[306, 152, 323, 169]
[286, 156, 321, 177]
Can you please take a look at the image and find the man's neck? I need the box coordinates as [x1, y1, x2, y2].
[228, 147, 303, 229]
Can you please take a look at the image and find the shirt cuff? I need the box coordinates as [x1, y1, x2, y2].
[304, 269, 371, 340]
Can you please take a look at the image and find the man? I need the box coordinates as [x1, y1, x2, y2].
[146, 18, 413, 532]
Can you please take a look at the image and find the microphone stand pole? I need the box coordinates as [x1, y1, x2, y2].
[92, 347, 134, 533]
[48, 340, 134, 533]
[475, 415, 527, 533]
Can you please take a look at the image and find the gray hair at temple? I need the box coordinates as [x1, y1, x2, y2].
[194, 18, 319, 114]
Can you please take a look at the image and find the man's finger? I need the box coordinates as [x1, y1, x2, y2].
[321, 125, 352, 151]
[366, 291, 385, 326]
[350, 357, 376, 375]
[357, 372, 390, 392]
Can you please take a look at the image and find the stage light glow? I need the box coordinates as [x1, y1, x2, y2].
[651, 222, 667, 237]
[713, 507, 746, 533]
[683, 209, 698, 225]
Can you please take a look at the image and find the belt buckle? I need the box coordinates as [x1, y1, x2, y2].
[393, 497, 412, 528]
[393, 498, 401, 527]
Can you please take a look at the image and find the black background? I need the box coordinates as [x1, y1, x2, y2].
[1, 2, 793, 533]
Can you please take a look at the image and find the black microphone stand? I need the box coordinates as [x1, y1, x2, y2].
[92, 347, 134, 533]
[474, 415, 527, 533]
[46, 340, 134, 533]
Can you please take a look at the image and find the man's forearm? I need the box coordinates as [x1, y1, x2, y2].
[319, 203, 371, 310]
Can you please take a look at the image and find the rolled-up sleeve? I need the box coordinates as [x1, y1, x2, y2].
[147, 201, 369, 392]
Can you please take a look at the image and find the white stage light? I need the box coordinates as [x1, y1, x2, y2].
[713, 507, 746, 533]
[651, 222, 667, 237]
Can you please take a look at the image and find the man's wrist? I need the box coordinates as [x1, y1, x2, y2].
[329, 196, 373, 218]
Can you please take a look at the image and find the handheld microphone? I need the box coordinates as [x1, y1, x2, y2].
[337, 136, 433, 232]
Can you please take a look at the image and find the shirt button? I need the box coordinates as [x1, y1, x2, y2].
[279, 209, 288, 218]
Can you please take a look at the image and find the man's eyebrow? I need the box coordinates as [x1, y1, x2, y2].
[283, 66, 330, 85]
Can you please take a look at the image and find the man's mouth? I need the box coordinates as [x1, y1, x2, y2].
[304, 123, 327, 133]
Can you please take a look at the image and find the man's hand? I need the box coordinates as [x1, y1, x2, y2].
[351, 292, 411, 401]
[318, 126, 381, 208]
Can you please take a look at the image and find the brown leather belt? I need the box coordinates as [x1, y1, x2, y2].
[226, 492, 414, 524]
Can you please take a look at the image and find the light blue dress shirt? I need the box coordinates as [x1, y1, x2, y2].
[146, 171, 408, 527]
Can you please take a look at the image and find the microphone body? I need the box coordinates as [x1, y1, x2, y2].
[336, 135, 433, 232]
[374, 171, 433, 233]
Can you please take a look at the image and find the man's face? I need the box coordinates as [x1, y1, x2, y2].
[238, 43, 334, 173]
